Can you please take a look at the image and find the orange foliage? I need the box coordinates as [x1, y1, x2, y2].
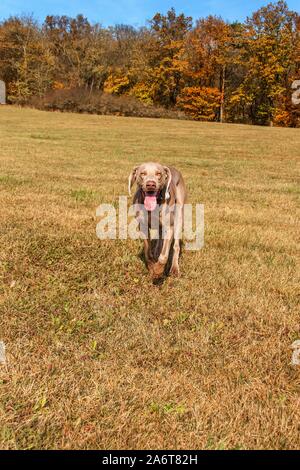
[53, 81, 66, 90]
[177, 87, 221, 120]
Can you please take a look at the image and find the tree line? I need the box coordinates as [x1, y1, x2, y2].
[0, 1, 299, 126]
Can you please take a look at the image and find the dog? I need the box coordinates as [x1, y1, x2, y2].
[128, 162, 187, 280]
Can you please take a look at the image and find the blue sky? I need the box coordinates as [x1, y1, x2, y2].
[0, 1, 299, 26]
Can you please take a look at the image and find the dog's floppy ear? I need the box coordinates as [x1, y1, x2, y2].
[128, 166, 139, 196]
[164, 166, 172, 200]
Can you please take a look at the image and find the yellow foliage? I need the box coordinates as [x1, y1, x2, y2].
[103, 73, 131, 95]
[129, 83, 153, 105]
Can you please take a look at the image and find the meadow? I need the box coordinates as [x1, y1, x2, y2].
[0, 106, 299, 449]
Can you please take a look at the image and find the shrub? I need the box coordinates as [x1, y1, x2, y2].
[27, 88, 186, 120]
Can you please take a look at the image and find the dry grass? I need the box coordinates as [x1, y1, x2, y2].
[0, 106, 299, 450]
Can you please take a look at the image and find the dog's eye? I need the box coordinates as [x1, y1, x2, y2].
[140, 172, 146, 177]
[156, 172, 162, 178]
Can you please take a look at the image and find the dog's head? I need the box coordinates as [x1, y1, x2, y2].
[128, 162, 172, 211]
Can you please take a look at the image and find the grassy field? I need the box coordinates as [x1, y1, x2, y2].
[0, 106, 299, 450]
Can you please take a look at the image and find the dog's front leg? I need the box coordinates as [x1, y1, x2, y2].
[143, 235, 154, 269]
[151, 225, 174, 279]
[136, 211, 153, 270]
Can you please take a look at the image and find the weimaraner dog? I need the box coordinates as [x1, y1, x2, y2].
[128, 162, 187, 280]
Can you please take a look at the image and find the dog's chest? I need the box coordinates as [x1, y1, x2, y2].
[148, 204, 175, 227]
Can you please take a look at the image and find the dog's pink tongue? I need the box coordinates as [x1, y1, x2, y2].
[144, 195, 157, 212]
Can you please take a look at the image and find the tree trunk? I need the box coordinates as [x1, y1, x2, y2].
[220, 64, 226, 123]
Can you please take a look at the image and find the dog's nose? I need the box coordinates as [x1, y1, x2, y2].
[146, 181, 157, 191]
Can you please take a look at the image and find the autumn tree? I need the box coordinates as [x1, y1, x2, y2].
[44, 15, 90, 88]
[0, 16, 54, 101]
[144, 8, 192, 107]
[229, 1, 299, 125]
[103, 25, 148, 96]
[177, 16, 234, 121]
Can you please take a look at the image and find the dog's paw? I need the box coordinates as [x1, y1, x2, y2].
[151, 261, 165, 279]
[147, 260, 155, 273]
[169, 266, 180, 277]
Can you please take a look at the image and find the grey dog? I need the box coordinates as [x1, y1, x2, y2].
[128, 162, 187, 280]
